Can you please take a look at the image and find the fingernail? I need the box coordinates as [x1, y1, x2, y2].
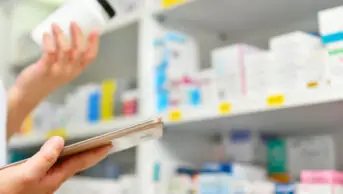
[48, 136, 64, 150]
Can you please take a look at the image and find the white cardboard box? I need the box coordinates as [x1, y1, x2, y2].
[325, 53, 343, 86]
[223, 130, 267, 165]
[244, 51, 271, 97]
[211, 43, 261, 100]
[287, 133, 343, 179]
[252, 181, 275, 194]
[269, 31, 322, 51]
[195, 69, 219, 106]
[319, 5, 343, 35]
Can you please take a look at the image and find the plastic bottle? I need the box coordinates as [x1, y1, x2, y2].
[31, 0, 116, 47]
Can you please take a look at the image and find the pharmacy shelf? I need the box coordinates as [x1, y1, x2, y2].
[10, 87, 343, 149]
[9, 116, 147, 150]
[155, 0, 343, 40]
[163, 87, 343, 135]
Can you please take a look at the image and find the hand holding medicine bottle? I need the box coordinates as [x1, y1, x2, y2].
[7, 22, 99, 139]
[1, 23, 111, 193]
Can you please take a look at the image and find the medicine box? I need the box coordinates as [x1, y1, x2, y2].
[318, 5, 343, 35]
[202, 162, 266, 181]
[243, 51, 271, 96]
[297, 183, 335, 194]
[252, 181, 275, 194]
[275, 183, 296, 194]
[269, 31, 322, 51]
[299, 170, 343, 194]
[195, 69, 218, 106]
[211, 43, 261, 100]
[229, 179, 252, 194]
[197, 170, 232, 194]
[223, 130, 267, 165]
[266, 138, 287, 175]
[287, 134, 343, 179]
[301, 170, 343, 184]
[297, 49, 327, 89]
[154, 29, 199, 112]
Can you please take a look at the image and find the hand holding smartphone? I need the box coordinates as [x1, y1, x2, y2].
[1, 118, 164, 170]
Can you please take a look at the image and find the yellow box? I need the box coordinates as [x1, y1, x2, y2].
[20, 115, 33, 135]
[101, 80, 117, 120]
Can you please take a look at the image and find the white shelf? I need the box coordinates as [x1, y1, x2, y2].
[156, 0, 343, 34]
[163, 87, 343, 135]
[9, 116, 147, 149]
[10, 87, 343, 149]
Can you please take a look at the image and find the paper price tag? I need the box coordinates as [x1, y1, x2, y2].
[267, 94, 285, 107]
[46, 128, 67, 139]
[219, 102, 232, 114]
[169, 110, 182, 121]
[307, 81, 319, 88]
[162, 0, 188, 8]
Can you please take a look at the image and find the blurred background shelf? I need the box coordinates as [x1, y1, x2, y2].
[11, 86, 343, 149]
[159, 87, 343, 135]
[156, 0, 343, 47]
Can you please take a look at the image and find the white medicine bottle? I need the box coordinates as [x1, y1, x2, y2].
[31, 0, 116, 47]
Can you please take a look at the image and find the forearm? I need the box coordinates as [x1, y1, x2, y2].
[6, 85, 45, 140]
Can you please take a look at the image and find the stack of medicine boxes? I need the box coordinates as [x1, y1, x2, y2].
[319, 5, 343, 86]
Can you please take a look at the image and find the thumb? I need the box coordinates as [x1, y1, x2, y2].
[24, 136, 64, 178]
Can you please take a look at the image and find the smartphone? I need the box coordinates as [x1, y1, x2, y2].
[0, 118, 164, 170]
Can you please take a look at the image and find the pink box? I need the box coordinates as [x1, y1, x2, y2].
[301, 171, 343, 185]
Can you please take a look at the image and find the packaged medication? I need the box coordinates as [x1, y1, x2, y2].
[195, 69, 218, 106]
[266, 138, 288, 176]
[252, 181, 275, 194]
[298, 49, 327, 89]
[301, 170, 343, 184]
[269, 31, 323, 93]
[244, 51, 271, 96]
[197, 166, 233, 194]
[202, 162, 266, 181]
[168, 168, 195, 194]
[154, 30, 199, 112]
[297, 183, 334, 194]
[319, 6, 343, 86]
[229, 180, 252, 194]
[287, 134, 342, 179]
[100, 79, 133, 120]
[269, 31, 322, 51]
[223, 130, 267, 164]
[121, 89, 138, 116]
[101, 80, 116, 120]
[275, 184, 296, 194]
[299, 171, 343, 194]
[88, 90, 101, 123]
[32, 0, 116, 47]
[64, 84, 101, 125]
[211, 44, 261, 100]
[319, 5, 343, 35]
